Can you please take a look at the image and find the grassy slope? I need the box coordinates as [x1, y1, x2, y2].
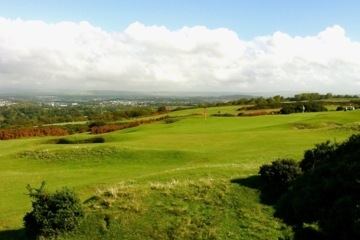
[0, 107, 359, 239]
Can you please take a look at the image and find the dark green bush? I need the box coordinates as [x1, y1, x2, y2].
[275, 134, 360, 240]
[211, 113, 235, 117]
[56, 138, 72, 144]
[24, 181, 84, 238]
[163, 118, 181, 124]
[336, 106, 344, 111]
[258, 159, 302, 202]
[280, 102, 327, 114]
[157, 106, 167, 112]
[88, 121, 106, 129]
[86, 137, 106, 143]
[259, 159, 302, 189]
[299, 140, 338, 172]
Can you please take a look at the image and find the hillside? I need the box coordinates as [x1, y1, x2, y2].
[1, 106, 359, 239]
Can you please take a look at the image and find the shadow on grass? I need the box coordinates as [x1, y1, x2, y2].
[231, 175, 279, 205]
[47, 136, 106, 144]
[230, 175, 262, 189]
[0, 228, 34, 240]
[231, 176, 326, 240]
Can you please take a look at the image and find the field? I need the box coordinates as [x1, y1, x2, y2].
[1, 106, 359, 239]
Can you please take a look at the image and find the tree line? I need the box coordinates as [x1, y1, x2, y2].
[292, 92, 358, 101]
[1, 93, 358, 128]
[0, 102, 157, 128]
[1, 93, 358, 139]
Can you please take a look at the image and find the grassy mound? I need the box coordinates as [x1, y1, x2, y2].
[64, 179, 292, 240]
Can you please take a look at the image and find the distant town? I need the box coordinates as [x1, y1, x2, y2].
[0, 90, 257, 108]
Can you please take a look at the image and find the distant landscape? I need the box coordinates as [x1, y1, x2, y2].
[2, 1, 360, 239]
[0, 91, 359, 239]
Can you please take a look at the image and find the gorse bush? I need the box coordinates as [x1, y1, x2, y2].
[259, 159, 302, 203]
[274, 134, 360, 240]
[23, 181, 84, 238]
[299, 140, 338, 172]
[259, 159, 302, 189]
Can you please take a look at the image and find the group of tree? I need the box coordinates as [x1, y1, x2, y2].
[258, 134, 360, 239]
[280, 102, 328, 114]
[220, 93, 359, 110]
[226, 95, 286, 107]
[0, 102, 90, 127]
[292, 92, 359, 101]
[88, 107, 156, 122]
[0, 102, 156, 128]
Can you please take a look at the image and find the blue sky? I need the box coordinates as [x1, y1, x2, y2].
[0, 0, 360, 94]
[1, 0, 359, 40]
[0, 0, 360, 41]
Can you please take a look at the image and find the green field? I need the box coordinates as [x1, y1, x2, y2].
[1, 106, 359, 239]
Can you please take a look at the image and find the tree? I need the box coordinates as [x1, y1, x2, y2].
[24, 181, 84, 238]
[275, 135, 360, 240]
[280, 102, 327, 114]
[325, 92, 333, 99]
[157, 106, 167, 113]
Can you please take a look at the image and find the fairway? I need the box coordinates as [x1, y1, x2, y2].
[1, 107, 359, 238]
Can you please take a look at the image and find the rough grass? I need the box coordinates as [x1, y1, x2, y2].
[63, 179, 293, 240]
[0, 107, 359, 239]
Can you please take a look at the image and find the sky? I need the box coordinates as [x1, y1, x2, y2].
[0, 0, 360, 94]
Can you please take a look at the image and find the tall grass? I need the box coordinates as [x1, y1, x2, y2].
[63, 179, 293, 240]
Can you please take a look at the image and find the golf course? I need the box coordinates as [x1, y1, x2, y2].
[1, 105, 359, 239]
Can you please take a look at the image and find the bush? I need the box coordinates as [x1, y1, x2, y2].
[157, 106, 167, 113]
[259, 159, 302, 202]
[88, 121, 106, 129]
[336, 106, 344, 111]
[299, 140, 338, 172]
[211, 113, 235, 117]
[163, 118, 181, 124]
[238, 111, 268, 117]
[275, 134, 360, 240]
[280, 102, 327, 114]
[23, 181, 84, 238]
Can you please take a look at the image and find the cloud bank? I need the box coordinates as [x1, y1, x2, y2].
[0, 17, 360, 94]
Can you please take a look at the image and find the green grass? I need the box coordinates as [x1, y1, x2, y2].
[1, 107, 359, 239]
[62, 178, 293, 240]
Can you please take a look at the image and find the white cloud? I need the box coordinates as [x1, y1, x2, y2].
[0, 17, 359, 94]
